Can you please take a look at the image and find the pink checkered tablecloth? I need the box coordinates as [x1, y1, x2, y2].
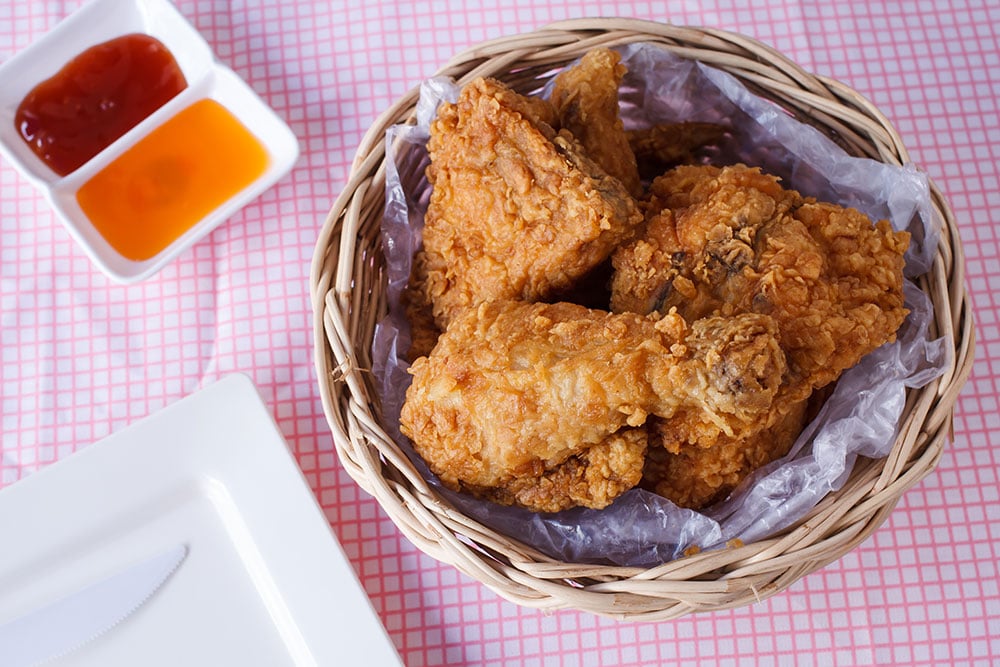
[1, 1, 997, 665]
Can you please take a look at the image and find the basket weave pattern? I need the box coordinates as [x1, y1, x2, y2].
[310, 19, 974, 620]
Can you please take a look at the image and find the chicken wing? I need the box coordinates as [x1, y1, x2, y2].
[399, 300, 787, 511]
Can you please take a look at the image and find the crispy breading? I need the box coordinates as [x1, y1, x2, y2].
[550, 47, 642, 197]
[399, 300, 786, 512]
[476, 427, 649, 513]
[411, 77, 643, 332]
[612, 163, 909, 507]
[642, 398, 809, 509]
[401, 287, 441, 361]
[626, 122, 730, 180]
[611, 163, 910, 398]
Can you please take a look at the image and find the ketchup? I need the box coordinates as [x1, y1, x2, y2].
[14, 33, 187, 176]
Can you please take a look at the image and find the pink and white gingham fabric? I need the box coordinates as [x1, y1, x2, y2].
[1, 1, 997, 665]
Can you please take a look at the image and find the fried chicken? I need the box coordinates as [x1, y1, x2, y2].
[401, 287, 441, 361]
[612, 164, 910, 508]
[409, 77, 643, 333]
[642, 398, 809, 509]
[626, 122, 730, 181]
[398, 56, 912, 514]
[475, 427, 649, 513]
[399, 300, 787, 512]
[550, 47, 642, 197]
[611, 163, 910, 399]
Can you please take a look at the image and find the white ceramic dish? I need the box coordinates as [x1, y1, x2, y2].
[0, 0, 299, 283]
[0, 374, 403, 666]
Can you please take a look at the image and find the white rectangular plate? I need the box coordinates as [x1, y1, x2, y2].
[0, 374, 402, 666]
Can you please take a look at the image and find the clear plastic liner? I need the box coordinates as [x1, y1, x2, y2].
[370, 44, 949, 567]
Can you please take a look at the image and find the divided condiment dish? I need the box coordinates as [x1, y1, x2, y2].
[0, 0, 299, 283]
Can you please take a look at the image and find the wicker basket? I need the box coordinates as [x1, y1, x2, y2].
[310, 18, 974, 620]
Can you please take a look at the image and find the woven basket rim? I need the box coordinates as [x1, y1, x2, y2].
[309, 19, 975, 620]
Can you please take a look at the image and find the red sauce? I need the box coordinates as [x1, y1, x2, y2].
[14, 33, 187, 176]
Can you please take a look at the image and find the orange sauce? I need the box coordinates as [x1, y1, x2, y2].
[15, 33, 187, 176]
[76, 98, 269, 261]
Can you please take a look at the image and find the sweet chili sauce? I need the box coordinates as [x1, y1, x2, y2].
[75, 98, 270, 261]
[15, 33, 187, 176]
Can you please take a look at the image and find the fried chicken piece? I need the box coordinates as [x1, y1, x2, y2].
[399, 300, 787, 512]
[402, 288, 441, 361]
[626, 122, 730, 181]
[550, 47, 642, 197]
[642, 398, 809, 509]
[612, 163, 909, 507]
[475, 427, 649, 513]
[611, 163, 910, 399]
[410, 77, 643, 331]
